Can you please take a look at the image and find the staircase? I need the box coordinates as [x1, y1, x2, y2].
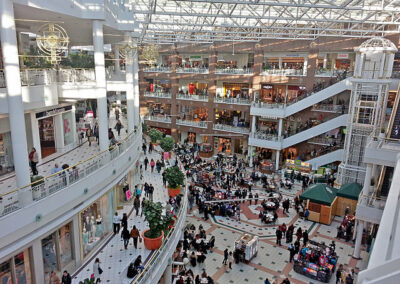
[306, 149, 344, 170]
[250, 78, 351, 118]
[248, 114, 348, 150]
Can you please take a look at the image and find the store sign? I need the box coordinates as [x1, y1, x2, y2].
[190, 55, 202, 60]
[126, 190, 132, 200]
[262, 85, 273, 89]
[86, 110, 94, 118]
[337, 53, 349, 59]
[36, 105, 73, 119]
[285, 54, 303, 57]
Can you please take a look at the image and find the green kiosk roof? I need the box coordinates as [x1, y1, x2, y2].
[300, 184, 337, 206]
[337, 183, 362, 200]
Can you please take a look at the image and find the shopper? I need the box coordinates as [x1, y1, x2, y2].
[228, 251, 233, 269]
[134, 196, 140, 216]
[130, 225, 140, 249]
[49, 271, 60, 284]
[28, 147, 39, 175]
[61, 270, 72, 284]
[121, 227, 131, 249]
[288, 243, 295, 262]
[150, 159, 155, 173]
[115, 119, 123, 136]
[121, 213, 128, 229]
[113, 212, 121, 234]
[144, 157, 149, 170]
[302, 230, 309, 246]
[222, 248, 228, 265]
[276, 228, 283, 246]
[93, 258, 102, 283]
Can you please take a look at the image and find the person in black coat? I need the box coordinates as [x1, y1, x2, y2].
[61, 271, 72, 284]
[276, 228, 283, 246]
[302, 230, 309, 246]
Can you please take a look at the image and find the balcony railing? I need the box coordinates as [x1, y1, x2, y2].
[213, 124, 250, 134]
[143, 66, 171, 72]
[252, 132, 282, 142]
[251, 101, 285, 109]
[144, 115, 172, 123]
[176, 94, 208, 101]
[307, 137, 343, 146]
[176, 67, 209, 74]
[58, 68, 96, 83]
[315, 69, 337, 77]
[311, 104, 346, 113]
[261, 68, 305, 76]
[0, 128, 142, 217]
[215, 68, 254, 75]
[143, 92, 172, 98]
[214, 97, 251, 105]
[176, 120, 208, 128]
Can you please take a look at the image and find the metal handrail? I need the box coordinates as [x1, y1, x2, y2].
[0, 127, 142, 217]
[214, 97, 251, 105]
[176, 120, 208, 128]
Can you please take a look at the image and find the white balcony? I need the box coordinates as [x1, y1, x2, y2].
[176, 67, 209, 74]
[176, 94, 208, 101]
[311, 104, 345, 113]
[143, 66, 171, 73]
[214, 97, 251, 105]
[261, 68, 305, 76]
[364, 136, 400, 167]
[215, 68, 253, 75]
[176, 119, 208, 128]
[144, 115, 172, 123]
[213, 124, 250, 134]
[143, 91, 172, 99]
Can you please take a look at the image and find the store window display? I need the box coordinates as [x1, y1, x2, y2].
[80, 193, 112, 257]
[0, 249, 33, 284]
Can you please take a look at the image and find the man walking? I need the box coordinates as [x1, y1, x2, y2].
[144, 157, 149, 171]
[113, 212, 121, 234]
[276, 228, 283, 246]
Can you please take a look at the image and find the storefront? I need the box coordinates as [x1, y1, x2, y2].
[35, 105, 75, 159]
[214, 137, 231, 154]
[146, 79, 171, 93]
[260, 84, 285, 103]
[0, 132, 13, 177]
[79, 190, 114, 258]
[0, 248, 33, 284]
[223, 83, 250, 99]
[179, 106, 208, 121]
[179, 81, 208, 96]
[42, 222, 74, 282]
[335, 53, 355, 70]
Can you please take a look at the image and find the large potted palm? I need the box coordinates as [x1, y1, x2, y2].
[142, 201, 173, 250]
[165, 166, 185, 197]
[148, 128, 163, 145]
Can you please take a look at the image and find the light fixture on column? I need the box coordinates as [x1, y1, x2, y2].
[139, 45, 159, 65]
[36, 23, 69, 64]
[119, 40, 137, 61]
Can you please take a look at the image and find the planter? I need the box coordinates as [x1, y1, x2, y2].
[168, 185, 181, 197]
[142, 229, 164, 250]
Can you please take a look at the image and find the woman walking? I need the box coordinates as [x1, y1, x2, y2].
[150, 159, 155, 173]
[130, 225, 140, 249]
[93, 258, 102, 283]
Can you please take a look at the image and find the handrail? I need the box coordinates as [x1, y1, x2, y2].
[131, 159, 188, 284]
[0, 126, 142, 217]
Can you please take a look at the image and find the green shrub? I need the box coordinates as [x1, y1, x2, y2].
[165, 166, 185, 189]
[143, 201, 173, 239]
[148, 128, 162, 143]
[160, 136, 175, 152]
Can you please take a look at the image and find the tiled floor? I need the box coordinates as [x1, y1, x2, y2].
[0, 109, 128, 194]
[73, 144, 169, 283]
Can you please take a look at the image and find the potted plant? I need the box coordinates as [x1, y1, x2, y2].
[165, 166, 185, 197]
[79, 278, 95, 284]
[148, 128, 163, 145]
[142, 122, 148, 134]
[160, 136, 175, 159]
[142, 201, 173, 250]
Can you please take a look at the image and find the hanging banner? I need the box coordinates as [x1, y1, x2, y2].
[126, 190, 132, 200]
[188, 83, 195, 95]
[62, 112, 74, 146]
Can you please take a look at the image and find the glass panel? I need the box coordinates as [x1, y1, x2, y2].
[14, 249, 33, 284]
[80, 193, 112, 258]
[42, 232, 57, 282]
[0, 260, 12, 284]
[59, 224, 73, 268]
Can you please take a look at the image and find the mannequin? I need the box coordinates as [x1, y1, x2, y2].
[82, 227, 88, 251]
[90, 216, 96, 241]
[85, 216, 91, 242]
[96, 215, 103, 237]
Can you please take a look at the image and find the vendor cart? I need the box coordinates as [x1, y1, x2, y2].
[234, 234, 258, 263]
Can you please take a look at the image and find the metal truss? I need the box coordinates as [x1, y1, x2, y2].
[128, 0, 400, 44]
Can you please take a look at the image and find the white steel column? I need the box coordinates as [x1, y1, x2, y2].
[124, 34, 135, 132]
[114, 45, 121, 74]
[1, 0, 31, 192]
[72, 214, 83, 268]
[32, 238, 45, 284]
[71, 106, 77, 145]
[278, 57, 282, 69]
[323, 54, 328, 69]
[353, 220, 364, 259]
[54, 114, 64, 153]
[248, 146, 253, 167]
[275, 150, 280, 170]
[362, 164, 373, 202]
[303, 57, 308, 75]
[92, 20, 109, 151]
[133, 50, 140, 127]
[251, 116, 256, 134]
[278, 118, 283, 137]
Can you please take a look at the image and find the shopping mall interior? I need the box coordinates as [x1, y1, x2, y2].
[0, 1, 400, 283]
